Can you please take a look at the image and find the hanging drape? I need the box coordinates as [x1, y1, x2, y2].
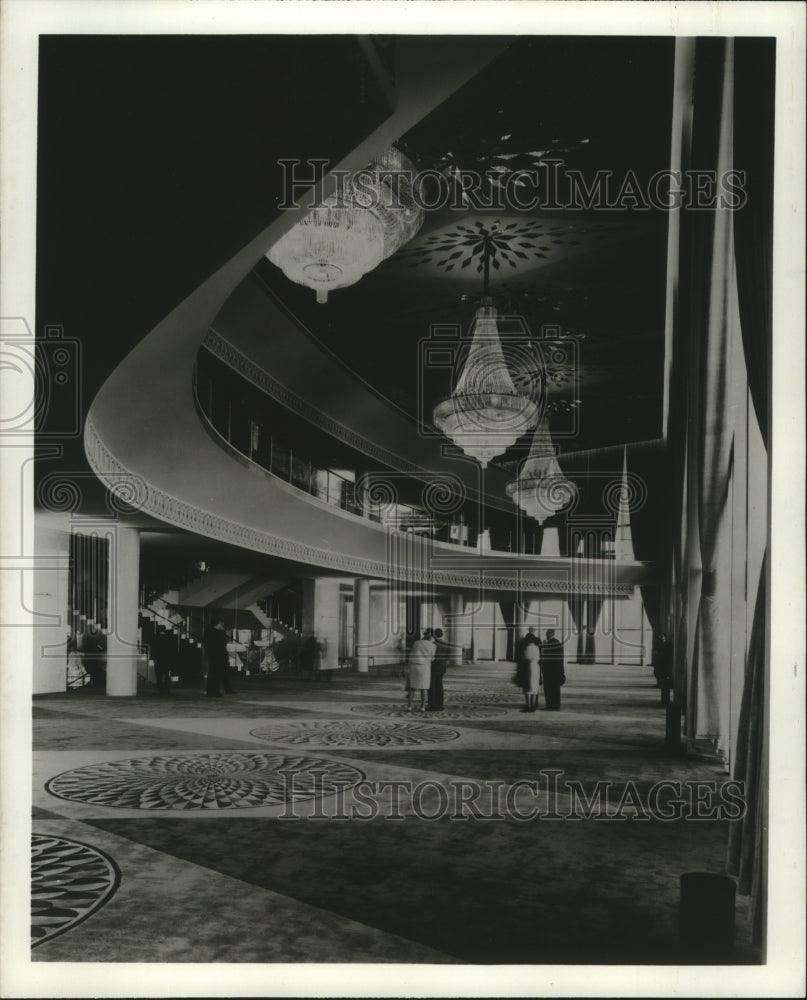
[664, 38, 696, 708]
[690, 39, 738, 744]
[727, 552, 767, 944]
[733, 39, 774, 447]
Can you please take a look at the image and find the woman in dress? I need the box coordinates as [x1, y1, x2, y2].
[406, 629, 435, 712]
[521, 633, 542, 713]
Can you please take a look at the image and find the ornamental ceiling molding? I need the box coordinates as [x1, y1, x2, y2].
[84, 416, 633, 596]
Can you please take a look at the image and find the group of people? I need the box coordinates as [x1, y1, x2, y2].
[405, 628, 450, 712]
[515, 628, 565, 712]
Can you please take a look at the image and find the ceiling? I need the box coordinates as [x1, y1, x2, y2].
[35, 33, 674, 579]
[254, 36, 674, 462]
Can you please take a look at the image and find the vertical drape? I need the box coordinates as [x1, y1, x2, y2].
[733, 39, 774, 447]
[664, 38, 696, 708]
[727, 552, 767, 944]
[664, 37, 738, 745]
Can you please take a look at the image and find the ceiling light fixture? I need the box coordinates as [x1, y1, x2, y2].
[432, 296, 538, 467]
[266, 146, 423, 303]
[506, 418, 576, 524]
[432, 223, 538, 467]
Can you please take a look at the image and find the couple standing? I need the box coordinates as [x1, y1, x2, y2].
[406, 628, 449, 712]
[517, 628, 565, 713]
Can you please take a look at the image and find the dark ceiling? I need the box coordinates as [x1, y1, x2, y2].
[256, 36, 674, 460]
[35, 33, 674, 573]
[35, 33, 393, 504]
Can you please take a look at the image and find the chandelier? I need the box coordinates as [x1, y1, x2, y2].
[506, 418, 576, 524]
[433, 297, 538, 467]
[266, 146, 423, 303]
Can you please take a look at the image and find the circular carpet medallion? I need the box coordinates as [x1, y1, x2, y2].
[250, 719, 460, 747]
[45, 752, 365, 810]
[31, 834, 120, 948]
[449, 686, 522, 705]
[350, 703, 508, 720]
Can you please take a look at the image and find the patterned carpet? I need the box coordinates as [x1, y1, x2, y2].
[30, 661, 759, 965]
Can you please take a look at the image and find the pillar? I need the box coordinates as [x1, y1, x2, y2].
[354, 578, 370, 673]
[33, 511, 71, 694]
[106, 524, 140, 696]
[301, 577, 340, 669]
[447, 591, 465, 665]
[540, 525, 561, 557]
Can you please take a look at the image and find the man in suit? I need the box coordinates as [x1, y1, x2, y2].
[205, 618, 236, 696]
[540, 628, 565, 711]
[427, 628, 450, 711]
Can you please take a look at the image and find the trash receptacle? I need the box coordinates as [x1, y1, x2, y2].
[679, 871, 736, 961]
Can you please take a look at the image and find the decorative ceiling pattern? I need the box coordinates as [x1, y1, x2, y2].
[394, 217, 635, 279]
[31, 834, 120, 948]
[252, 37, 673, 459]
[406, 132, 591, 209]
[250, 719, 460, 747]
[45, 753, 366, 810]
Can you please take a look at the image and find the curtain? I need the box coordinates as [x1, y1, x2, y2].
[686, 39, 737, 744]
[733, 39, 774, 447]
[727, 552, 767, 944]
[625, 439, 667, 635]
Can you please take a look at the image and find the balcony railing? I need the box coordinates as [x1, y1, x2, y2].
[193, 361, 467, 541]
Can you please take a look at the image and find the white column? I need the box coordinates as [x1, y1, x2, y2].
[301, 577, 340, 669]
[447, 591, 465, 665]
[33, 512, 71, 694]
[540, 525, 561, 557]
[514, 599, 527, 640]
[106, 524, 140, 696]
[354, 578, 370, 673]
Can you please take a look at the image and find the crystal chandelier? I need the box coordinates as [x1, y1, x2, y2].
[506, 418, 576, 523]
[432, 296, 538, 468]
[267, 146, 423, 303]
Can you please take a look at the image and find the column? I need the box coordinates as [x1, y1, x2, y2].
[106, 524, 140, 696]
[301, 577, 340, 669]
[540, 525, 561, 557]
[447, 591, 465, 666]
[33, 511, 71, 694]
[354, 578, 370, 673]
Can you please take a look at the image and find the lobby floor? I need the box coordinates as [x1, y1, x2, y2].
[31, 660, 759, 965]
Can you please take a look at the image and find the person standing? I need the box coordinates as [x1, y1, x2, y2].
[521, 633, 542, 712]
[406, 629, 434, 712]
[427, 628, 449, 711]
[541, 628, 565, 711]
[205, 618, 236, 697]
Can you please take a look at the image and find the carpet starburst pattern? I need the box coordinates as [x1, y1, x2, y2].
[350, 704, 508, 720]
[31, 834, 120, 948]
[250, 720, 460, 747]
[45, 753, 365, 810]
